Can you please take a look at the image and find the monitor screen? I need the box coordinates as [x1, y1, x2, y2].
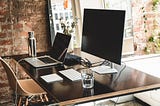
[81, 9, 125, 65]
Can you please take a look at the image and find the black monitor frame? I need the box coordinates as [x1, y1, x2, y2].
[81, 8, 125, 65]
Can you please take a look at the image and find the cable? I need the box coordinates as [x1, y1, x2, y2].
[15, 58, 25, 106]
[99, 60, 110, 66]
[113, 96, 119, 106]
[80, 58, 91, 68]
[113, 62, 126, 82]
[89, 60, 107, 66]
[80, 58, 107, 68]
[119, 61, 126, 72]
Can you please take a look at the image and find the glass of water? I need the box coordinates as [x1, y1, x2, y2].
[81, 68, 94, 89]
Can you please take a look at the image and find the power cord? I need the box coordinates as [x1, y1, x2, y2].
[80, 58, 107, 68]
[99, 60, 110, 66]
[80, 58, 92, 68]
[119, 61, 126, 72]
[113, 96, 119, 106]
[112, 62, 126, 82]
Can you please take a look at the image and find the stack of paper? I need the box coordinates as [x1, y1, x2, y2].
[41, 74, 63, 83]
[90, 65, 117, 74]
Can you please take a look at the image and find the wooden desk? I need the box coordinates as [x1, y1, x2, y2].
[10, 49, 160, 105]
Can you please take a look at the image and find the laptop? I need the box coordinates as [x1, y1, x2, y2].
[24, 32, 71, 68]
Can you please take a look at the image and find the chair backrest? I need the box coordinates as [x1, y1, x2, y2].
[0, 57, 21, 92]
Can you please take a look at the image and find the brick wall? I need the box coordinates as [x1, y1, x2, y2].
[132, 0, 160, 54]
[0, 0, 50, 56]
[0, 0, 50, 103]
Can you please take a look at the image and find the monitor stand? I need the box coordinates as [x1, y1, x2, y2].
[90, 62, 118, 74]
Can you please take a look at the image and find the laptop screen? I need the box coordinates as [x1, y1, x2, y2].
[50, 32, 71, 62]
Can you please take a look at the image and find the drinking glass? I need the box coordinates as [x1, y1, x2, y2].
[81, 68, 94, 89]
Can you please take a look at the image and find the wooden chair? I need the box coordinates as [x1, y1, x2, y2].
[0, 57, 48, 106]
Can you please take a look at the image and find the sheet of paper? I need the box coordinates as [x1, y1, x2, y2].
[59, 69, 81, 81]
[41, 74, 63, 83]
[90, 65, 117, 74]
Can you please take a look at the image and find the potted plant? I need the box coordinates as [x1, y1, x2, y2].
[59, 17, 78, 52]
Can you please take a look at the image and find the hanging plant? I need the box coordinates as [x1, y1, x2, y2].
[152, 0, 160, 10]
[141, 7, 148, 33]
[148, 36, 154, 42]
[143, 0, 160, 54]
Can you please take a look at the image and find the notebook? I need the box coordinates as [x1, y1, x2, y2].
[24, 32, 71, 68]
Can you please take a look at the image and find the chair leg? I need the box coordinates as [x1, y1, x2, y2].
[18, 96, 22, 106]
[44, 94, 49, 102]
[25, 97, 29, 106]
[39, 95, 44, 102]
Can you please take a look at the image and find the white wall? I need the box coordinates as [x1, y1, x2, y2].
[122, 37, 134, 55]
[79, 0, 104, 19]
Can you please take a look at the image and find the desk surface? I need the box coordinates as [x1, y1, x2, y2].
[12, 49, 160, 105]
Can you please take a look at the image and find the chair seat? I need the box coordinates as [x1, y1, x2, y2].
[0, 57, 49, 106]
[19, 79, 47, 96]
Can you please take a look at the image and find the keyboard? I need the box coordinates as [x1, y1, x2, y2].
[59, 69, 81, 81]
[38, 56, 56, 64]
[24, 56, 60, 68]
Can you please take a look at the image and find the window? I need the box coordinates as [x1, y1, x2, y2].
[48, 0, 78, 48]
[104, 0, 133, 38]
[50, 0, 73, 34]
[104, 0, 134, 55]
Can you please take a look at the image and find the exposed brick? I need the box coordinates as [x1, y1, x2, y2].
[0, 47, 9, 54]
[0, 33, 6, 38]
[0, 17, 5, 22]
[0, 39, 12, 45]
[1, 24, 12, 30]
[0, 73, 8, 80]
[13, 23, 23, 29]
[0, 82, 9, 88]
[0, 0, 49, 103]
[14, 45, 28, 52]
[0, 10, 7, 15]
[0, 87, 12, 99]
[0, 1, 6, 7]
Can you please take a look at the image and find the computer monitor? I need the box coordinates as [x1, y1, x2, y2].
[81, 9, 125, 66]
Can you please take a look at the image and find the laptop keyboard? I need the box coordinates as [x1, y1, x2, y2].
[38, 57, 56, 64]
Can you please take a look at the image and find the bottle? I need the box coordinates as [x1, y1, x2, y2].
[28, 31, 37, 57]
